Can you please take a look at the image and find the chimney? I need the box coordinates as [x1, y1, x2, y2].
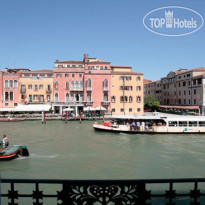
[84, 54, 88, 61]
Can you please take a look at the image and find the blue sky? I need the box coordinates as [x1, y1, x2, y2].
[0, 0, 204, 80]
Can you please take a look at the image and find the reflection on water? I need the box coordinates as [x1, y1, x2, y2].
[0, 120, 205, 179]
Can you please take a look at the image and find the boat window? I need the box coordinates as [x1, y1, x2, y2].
[199, 121, 205, 126]
[189, 121, 198, 127]
[179, 121, 187, 127]
[169, 121, 177, 127]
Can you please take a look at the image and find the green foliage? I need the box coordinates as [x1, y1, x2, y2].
[144, 96, 160, 111]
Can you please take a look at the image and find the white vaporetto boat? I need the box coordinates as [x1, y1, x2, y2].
[93, 115, 205, 134]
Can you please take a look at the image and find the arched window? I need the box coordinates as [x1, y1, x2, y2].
[76, 81, 79, 88]
[55, 93, 58, 101]
[103, 79, 108, 88]
[5, 80, 8, 88]
[10, 80, 13, 88]
[10, 92, 13, 101]
[137, 96, 141, 103]
[111, 96, 115, 103]
[129, 96, 133, 102]
[66, 81, 69, 89]
[71, 81, 74, 88]
[124, 96, 128, 102]
[120, 96, 124, 102]
[55, 81, 58, 89]
[87, 78, 91, 88]
[5, 92, 9, 101]
[14, 80, 18, 88]
[80, 81, 83, 88]
[65, 93, 69, 102]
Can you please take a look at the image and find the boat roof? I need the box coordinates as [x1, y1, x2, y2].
[111, 115, 205, 121]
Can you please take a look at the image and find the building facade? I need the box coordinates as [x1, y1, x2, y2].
[111, 66, 144, 115]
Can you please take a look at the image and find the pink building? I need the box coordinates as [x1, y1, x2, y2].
[0, 69, 20, 109]
[52, 54, 111, 115]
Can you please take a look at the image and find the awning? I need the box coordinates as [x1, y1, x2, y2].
[0, 104, 51, 112]
[159, 105, 200, 110]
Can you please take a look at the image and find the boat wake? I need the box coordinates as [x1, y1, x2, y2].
[30, 153, 59, 159]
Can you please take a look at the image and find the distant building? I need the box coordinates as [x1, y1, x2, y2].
[144, 67, 205, 115]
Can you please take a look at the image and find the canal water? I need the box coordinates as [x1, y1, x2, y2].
[0, 120, 205, 180]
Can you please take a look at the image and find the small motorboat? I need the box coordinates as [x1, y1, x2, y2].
[0, 141, 29, 161]
[0, 118, 25, 122]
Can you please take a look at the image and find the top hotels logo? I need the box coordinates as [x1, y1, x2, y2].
[143, 6, 204, 36]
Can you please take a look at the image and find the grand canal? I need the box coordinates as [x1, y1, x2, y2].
[1, 120, 205, 180]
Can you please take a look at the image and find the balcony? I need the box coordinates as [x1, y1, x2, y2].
[103, 87, 109, 91]
[20, 88, 26, 93]
[85, 101, 93, 106]
[46, 89, 52, 94]
[102, 101, 110, 106]
[70, 87, 84, 92]
[86, 87, 92, 91]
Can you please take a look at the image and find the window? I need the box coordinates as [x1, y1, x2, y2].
[79, 65, 83, 68]
[58, 65, 63, 68]
[65, 93, 69, 102]
[29, 95, 32, 102]
[169, 121, 177, 127]
[137, 108, 141, 112]
[87, 93, 92, 102]
[189, 99, 191, 105]
[14, 80, 18, 88]
[179, 121, 187, 127]
[129, 108, 132, 112]
[103, 93, 108, 102]
[54, 81, 58, 89]
[103, 79, 108, 89]
[183, 82, 186, 86]
[72, 65, 76, 68]
[40, 74, 45, 79]
[87, 78, 91, 88]
[189, 121, 197, 127]
[34, 85, 38, 91]
[129, 96, 133, 102]
[65, 74, 69, 77]
[120, 108, 124, 112]
[9, 92, 13, 101]
[39, 85, 43, 89]
[71, 81, 74, 88]
[179, 91, 181, 95]
[187, 74, 190, 77]
[5, 103, 8, 106]
[178, 83, 181, 87]
[137, 86, 141, 91]
[32, 75, 38, 80]
[14, 103, 18, 106]
[111, 96, 115, 103]
[66, 81, 69, 89]
[5, 92, 9, 101]
[136, 77, 141, 81]
[56, 74, 61, 77]
[112, 108, 115, 112]
[105, 66, 108, 70]
[194, 99, 196, 104]
[184, 99, 186, 104]
[199, 121, 205, 127]
[67, 65, 71, 68]
[47, 74, 53, 78]
[24, 74, 30, 78]
[189, 90, 191, 95]
[72, 74, 75, 78]
[9, 80, 13, 88]
[194, 89, 196, 94]
[184, 91, 186, 95]
[55, 93, 58, 101]
[80, 81, 83, 88]
[34, 95, 38, 100]
[47, 95, 50, 101]
[79, 74, 82, 77]
[28, 84, 32, 90]
[5, 80, 8, 88]
[137, 96, 141, 103]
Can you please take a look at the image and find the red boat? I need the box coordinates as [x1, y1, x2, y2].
[0, 118, 25, 122]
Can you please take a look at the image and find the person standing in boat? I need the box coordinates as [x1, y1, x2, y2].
[3, 135, 8, 148]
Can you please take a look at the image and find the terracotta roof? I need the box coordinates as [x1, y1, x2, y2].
[56, 61, 83, 63]
[23, 70, 53, 73]
[143, 79, 152, 84]
[111, 71, 143, 75]
[111, 66, 132, 68]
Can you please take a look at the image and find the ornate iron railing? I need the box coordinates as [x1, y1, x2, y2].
[0, 178, 205, 205]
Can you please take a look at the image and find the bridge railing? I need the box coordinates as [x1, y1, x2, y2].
[1, 178, 205, 205]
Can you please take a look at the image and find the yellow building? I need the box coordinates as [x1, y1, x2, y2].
[19, 70, 53, 104]
[111, 66, 144, 115]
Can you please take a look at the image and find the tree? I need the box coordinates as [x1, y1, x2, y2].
[144, 96, 160, 111]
